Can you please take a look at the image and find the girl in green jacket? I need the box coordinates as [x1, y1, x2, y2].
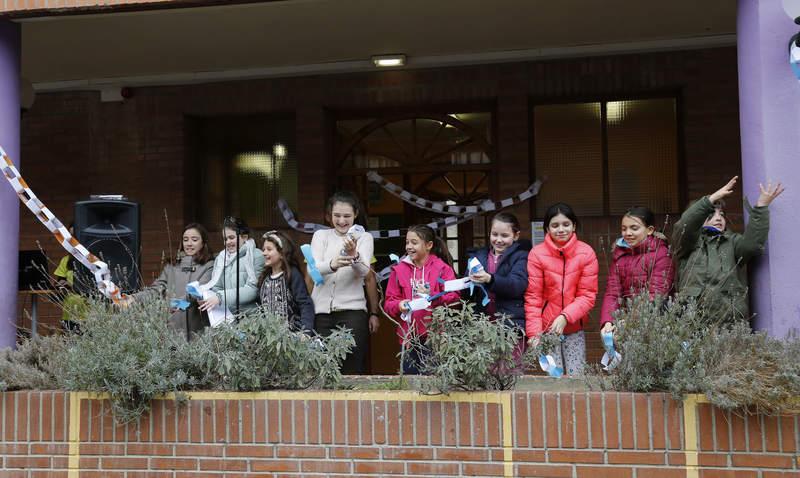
[672, 176, 784, 323]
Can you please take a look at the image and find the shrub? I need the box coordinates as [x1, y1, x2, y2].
[0, 334, 65, 391]
[413, 302, 522, 393]
[595, 291, 800, 414]
[56, 296, 354, 422]
[189, 307, 354, 391]
[670, 323, 800, 414]
[58, 296, 197, 423]
[529, 332, 563, 358]
[605, 293, 705, 393]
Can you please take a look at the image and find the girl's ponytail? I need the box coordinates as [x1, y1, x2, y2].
[432, 236, 453, 268]
[408, 224, 453, 267]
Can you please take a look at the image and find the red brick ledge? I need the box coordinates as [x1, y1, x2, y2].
[0, 390, 797, 477]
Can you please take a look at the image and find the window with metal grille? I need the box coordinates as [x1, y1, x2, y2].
[533, 98, 679, 217]
[190, 115, 298, 231]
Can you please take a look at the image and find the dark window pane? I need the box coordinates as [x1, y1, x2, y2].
[534, 103, 603, 216]
[607, 99, 678, 214]
[195, 115, 297, 230]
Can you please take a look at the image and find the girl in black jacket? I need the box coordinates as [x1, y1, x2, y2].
[467, 213, 531, 353]
[258, 230, 315, 334]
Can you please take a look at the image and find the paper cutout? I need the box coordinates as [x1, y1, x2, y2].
[400, 296, 432, 323]
[600, 331, 622, 372]
[170, 299, 191, 311]
[300, 244, 324, 286]
[538, 354, 564, 378]
[1, 146, 125, 303]
[367, 170, 544, 217]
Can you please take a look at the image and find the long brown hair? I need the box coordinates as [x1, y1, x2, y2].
[407, 224, 453, 267]
[257, 230, 304, 288]
[178, 223, 213, 265]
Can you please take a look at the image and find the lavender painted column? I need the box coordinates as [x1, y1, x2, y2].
[0, 20, 20, 349]
[738, 0, 800, 336]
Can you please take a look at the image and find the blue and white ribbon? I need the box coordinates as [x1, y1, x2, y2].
[465, 257, 491, 307]
[186, 281, 205, 300]
[300, 244, 324, 286]
[400, 296, 432, 323]
[170, 298, 191, 311]
[600, 331, 622, 371]
[538, 354, 564, 378]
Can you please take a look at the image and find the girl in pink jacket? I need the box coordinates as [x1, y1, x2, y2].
[600, 207, 674, 333]
[384, 225, 460, 374]
[525, 203, 599, 376]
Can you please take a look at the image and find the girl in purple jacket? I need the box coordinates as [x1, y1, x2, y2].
[600, 206, 674, 333]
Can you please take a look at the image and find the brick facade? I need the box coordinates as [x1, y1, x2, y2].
[0, 390, 797, 477]
[16, 47, 742, 368]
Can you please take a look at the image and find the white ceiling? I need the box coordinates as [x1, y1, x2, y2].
[18, 0, 737, 88]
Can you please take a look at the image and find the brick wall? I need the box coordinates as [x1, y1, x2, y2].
[0, 390, 797, 477]
[16, 47, 742, 366]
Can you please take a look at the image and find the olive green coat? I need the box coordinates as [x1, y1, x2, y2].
[672, 196, 770, 322]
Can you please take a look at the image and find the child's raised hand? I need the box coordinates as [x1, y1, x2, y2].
[601, 322, 615, 334]
[709, 176, 738, 203]
[756, 180, 785, 207]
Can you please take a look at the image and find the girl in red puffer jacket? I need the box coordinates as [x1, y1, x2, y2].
[600, 207, 674, 333]
[525, 203, 599, 376]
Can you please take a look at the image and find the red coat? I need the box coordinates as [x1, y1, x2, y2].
[600, 235, 674, 326]
[525, 234, 599, 338]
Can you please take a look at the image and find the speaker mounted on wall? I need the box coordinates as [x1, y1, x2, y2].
[74, 199, 141, 294]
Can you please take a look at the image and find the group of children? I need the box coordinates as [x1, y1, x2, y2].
[126, 176, 784, 376]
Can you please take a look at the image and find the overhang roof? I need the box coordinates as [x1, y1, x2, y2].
[14, 0, 737, 89]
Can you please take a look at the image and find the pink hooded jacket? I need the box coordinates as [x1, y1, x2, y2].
[384, 254, 460, 343]
[600, 234, 674, 326]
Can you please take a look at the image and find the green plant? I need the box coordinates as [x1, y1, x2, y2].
[604, 293, 705, 393]
[0, 334, 65, 391]
[58, 296, 196, 423]
[670, 323, 800, 414]
[529, 332, 563, 358]
[592, 290, 800, 414]
[189, 307, 355, 391]
[413, 302, 522, 393]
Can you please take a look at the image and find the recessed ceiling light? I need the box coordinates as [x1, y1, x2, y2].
[371, 54, 407, 68]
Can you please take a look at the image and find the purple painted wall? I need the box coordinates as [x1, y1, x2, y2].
[0, 20, 20, 349]
[738, 0, 800, 335]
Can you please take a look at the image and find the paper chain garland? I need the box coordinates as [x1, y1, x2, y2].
[277, 198, 478, 240]
[366, 171, 543, 216]
[278, 171, 543, 241]
[1, 146, 125, 303]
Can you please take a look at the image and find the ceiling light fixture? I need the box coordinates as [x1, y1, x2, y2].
[371, 54, 407, 68]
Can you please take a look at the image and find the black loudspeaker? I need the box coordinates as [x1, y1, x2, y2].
[74, 199, 140, 294]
